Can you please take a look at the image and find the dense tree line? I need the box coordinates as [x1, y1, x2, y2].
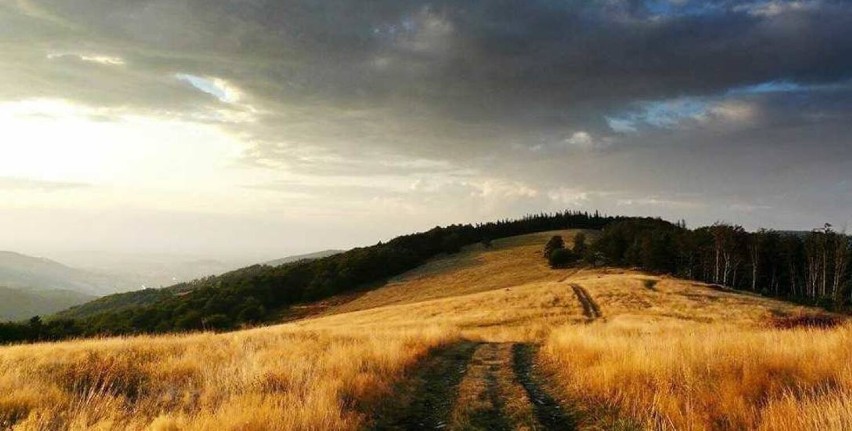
[586, 218, 852, 307]
[0, 211, 619, 344]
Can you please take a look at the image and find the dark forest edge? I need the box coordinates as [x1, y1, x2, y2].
[0, 211, 619, 344]
[545, 218, 851, 310]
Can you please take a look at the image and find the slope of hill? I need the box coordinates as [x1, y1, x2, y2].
[0, 287, 95, 321]
[53, 250, 341, 321]
[264, 249, 343, 267]
[51, 285, 190, 321]
[1, 229, 846, 430]
[0, 251, 121, 296]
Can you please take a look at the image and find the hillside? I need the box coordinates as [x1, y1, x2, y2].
[53, 249, 342, 321]
[1, 230, 846, 430]
[263, 249, 342, 267]
[0, 287, 94, 321]
[51, 285, 191, 321]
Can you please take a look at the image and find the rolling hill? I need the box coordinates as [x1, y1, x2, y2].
[0, 229, 846, 430]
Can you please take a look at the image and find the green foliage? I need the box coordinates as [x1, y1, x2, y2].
[543, 235, 565, 258]
[548, 248, 578, 268]
[53, 287, 187, 320]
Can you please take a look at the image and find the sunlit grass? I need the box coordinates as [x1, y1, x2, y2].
[0, 326, 456, 430]
[544, 323, 852, 430]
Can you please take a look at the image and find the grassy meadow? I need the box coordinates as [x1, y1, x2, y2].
[1, 230, 850, 430]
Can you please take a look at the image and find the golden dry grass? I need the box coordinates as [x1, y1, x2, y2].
[1, 229, 851, 430]
[541, 272, 851, 431]
[0, 326, 456, 430]
[543, 324, 852, 431]
[325, 229, 588, 315]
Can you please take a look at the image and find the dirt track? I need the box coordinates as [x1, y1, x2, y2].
[370, 342, 578, 431]
[570, 284, 601, 320]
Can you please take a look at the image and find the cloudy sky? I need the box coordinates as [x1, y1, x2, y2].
[2, 0, 852, 259]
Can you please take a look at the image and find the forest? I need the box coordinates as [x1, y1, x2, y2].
[576, 218, 852, 307]
[0, 211, 618, 344]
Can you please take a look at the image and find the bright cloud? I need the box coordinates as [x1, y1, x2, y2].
[47, 53, 125, 65]
[176, 74, 242, 104]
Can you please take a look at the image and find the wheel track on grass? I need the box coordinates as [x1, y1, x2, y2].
[570, 284, 601, 320]
[370, 342, 579, 430]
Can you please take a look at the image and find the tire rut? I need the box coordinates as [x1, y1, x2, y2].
[512, 344, 579, 431]
[369, 342, 478, 430]
[451, 343, 514, 431]
[570, 284, 601, 320]
[370, 342, 581, 430]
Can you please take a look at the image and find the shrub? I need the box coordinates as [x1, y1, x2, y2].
[549, 248, 578, 268]
[544, 235, 565, 258]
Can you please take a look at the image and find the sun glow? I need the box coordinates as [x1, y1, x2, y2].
[0, 99, 248, 188]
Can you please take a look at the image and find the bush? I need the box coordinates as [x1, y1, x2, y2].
[549, 248, 578, 268]
[544, 235, 565, 257]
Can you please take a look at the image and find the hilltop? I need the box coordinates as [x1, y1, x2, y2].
[0, 228, 847, 430]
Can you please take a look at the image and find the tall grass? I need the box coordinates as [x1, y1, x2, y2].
[543, 323, 852, 430]
[0, 326, 456, 430]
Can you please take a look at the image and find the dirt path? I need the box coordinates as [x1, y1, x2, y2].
[370, 342, 479, 430]
[371, 342, 577, 431]
[512, 344, 579, 430]
[570, 284, 601, 320]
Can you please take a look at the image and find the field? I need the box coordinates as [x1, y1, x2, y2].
[1, 230, 849, 430]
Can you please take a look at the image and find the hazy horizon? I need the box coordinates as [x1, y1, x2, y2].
[3, 0, 852, 259]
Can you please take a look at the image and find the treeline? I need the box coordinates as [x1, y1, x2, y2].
[0, 211, 619, 344]
[587, 218, 852, 307]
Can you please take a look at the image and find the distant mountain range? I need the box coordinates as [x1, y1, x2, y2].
[0, 251, 125, 321]
[45, 251, 246, 290]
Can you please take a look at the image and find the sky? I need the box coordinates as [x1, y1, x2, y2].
[1, 0, 852, 260]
